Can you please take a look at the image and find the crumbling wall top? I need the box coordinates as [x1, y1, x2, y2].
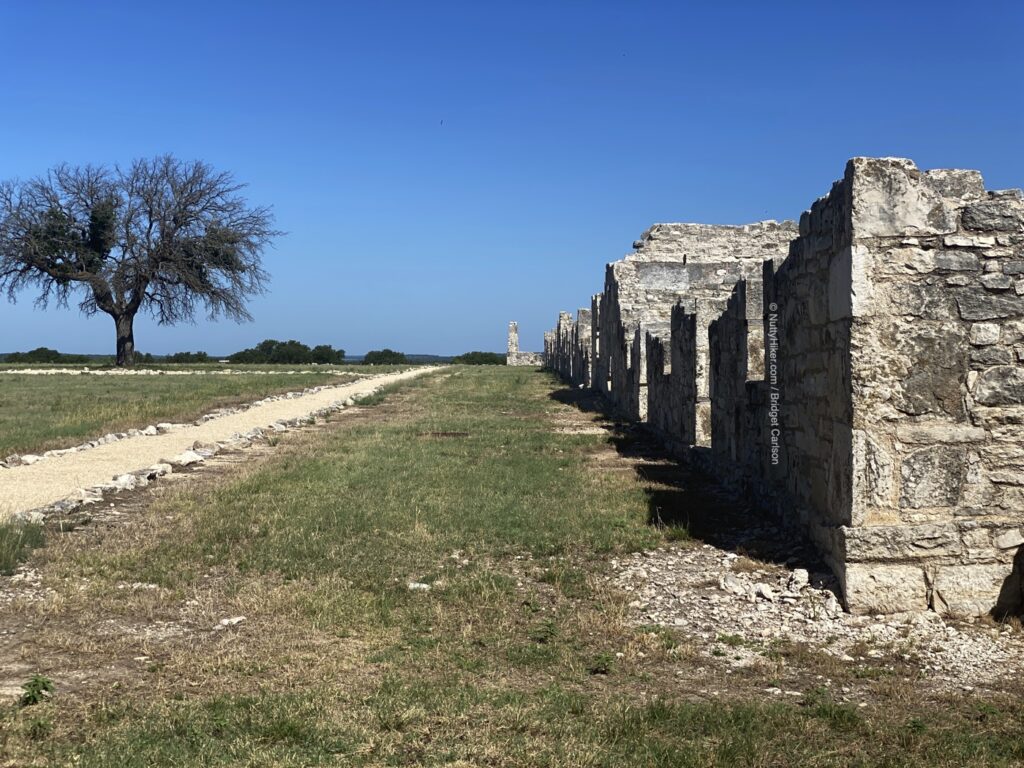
[628, 220, 798, 264]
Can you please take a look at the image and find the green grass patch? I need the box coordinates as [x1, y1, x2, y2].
[0, 371, 348, 456]
[0, 521, 44, 574]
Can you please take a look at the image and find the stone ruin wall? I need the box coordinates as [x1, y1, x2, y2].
[836, 159, 1024, 616]
[541, 157, 1024, 618]
[506, 321, 544, 366]
[597, 223, 797, 424]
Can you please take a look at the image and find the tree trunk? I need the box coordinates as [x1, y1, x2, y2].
[114, 312, 136, 367]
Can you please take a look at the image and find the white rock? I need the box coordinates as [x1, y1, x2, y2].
[142, 425, 159, 436]
[719, 573, 747, 596]
[407, 582, 431, 591]
[20, 454, 42, 465]
[787, 569, 810, 591]
[994, 529, 1024, 550]
[754, 583, 776, 602]
[168, 450, 204, 468]
[111, 474, 138, 491]
[823, 592, 842, 619]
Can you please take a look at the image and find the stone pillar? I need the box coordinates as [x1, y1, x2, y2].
[507, 321, 520, 356]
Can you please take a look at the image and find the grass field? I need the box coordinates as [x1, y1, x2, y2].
[0, 367, 1022, 766]
[0, 371, 353, 457]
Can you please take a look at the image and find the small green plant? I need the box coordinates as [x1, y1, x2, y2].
[586, 652, 615, 675]
[663, 524, 691, 542]
[0, 522, 44, 575]
[906, 717, 927, 734]
[640, 625, 679, 651]
[802, 686, 861, 729]
[974, 702, 1001, 722]
[717, 633, 744, 648]
[26, 714, 53, 740]
[528, 619, 558, 644]
[19, 675, 54, 707]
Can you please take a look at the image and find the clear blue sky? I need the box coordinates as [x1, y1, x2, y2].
[1, 1, 1022, 356]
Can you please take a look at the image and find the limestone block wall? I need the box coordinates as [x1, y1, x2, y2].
[543, 308, 593, 387]
[598, 222, 796, 422]
[543, 331, 555, 366]
[554, 312, 574, 380]
[645, 329, 675, 444]
[833, 158, 1024, 615]
[537, 156, 1024, 618]
[591, 295, 604, 393]
[708, 282, 750, 480]
[571, 308, 592, 388]
[705, 158, 1024, 616]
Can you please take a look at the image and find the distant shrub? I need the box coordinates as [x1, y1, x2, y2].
[310, 344, 344, 364]
[166, 351, 210, 363]
[5, 347, 61, 363]
[452, 351, 505, 365]
[229, 340, 344, 365]
[362, 349, 407, 365]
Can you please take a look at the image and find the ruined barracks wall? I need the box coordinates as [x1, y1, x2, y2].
[506, 322, 544, 366]
[591, 295, 602, 391]
[832, 158, 1024, 616]
[702, 158, 1024, 616]
[542, 308, 593, 388]
[571, 308, 592, 388]
[598, 222, 797, 423]
[539, 157, 1024, 617]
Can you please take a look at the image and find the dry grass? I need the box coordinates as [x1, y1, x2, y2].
[0, 368, 1022, 766]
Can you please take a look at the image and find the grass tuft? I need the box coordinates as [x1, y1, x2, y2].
[0, 520, 44, 574]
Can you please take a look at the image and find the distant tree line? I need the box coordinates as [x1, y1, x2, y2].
[2, 343, 497, 366]
[2, 347, 97, 364]
[451, 351, 505, 365]
[1, 347, 162, 364]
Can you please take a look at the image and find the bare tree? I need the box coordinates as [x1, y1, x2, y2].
[0, 156, 279, 366]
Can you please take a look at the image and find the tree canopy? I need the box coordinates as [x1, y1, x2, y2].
[228, 339, 345, 365]
[0, 156, 279, 366]
[165, 351, 211, 363]
[362, 349, 407, 365]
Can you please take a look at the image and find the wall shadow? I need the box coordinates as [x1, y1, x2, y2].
[993, 545, 1024, 619]
[548, 385, 827, 576]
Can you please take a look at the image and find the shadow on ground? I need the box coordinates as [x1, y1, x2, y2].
[549, 385, 828, 578]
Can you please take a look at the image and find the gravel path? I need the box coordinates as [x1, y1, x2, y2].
[0, 367, 438, 520]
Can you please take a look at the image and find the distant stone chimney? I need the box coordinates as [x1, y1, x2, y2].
[507, 321, 520, 356]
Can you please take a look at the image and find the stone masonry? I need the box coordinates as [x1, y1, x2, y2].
[595, 222, 796, 424]
[542, 157, 1024, 618]
[506, 322, 544, 366]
